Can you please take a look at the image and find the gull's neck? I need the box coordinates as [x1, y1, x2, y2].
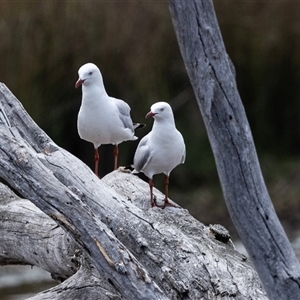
[82, 79, 108, 102]
[152, 117, 176, 133]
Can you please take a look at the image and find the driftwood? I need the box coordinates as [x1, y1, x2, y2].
[0, 83, 267, 299]
[2, 1, 297, 298]
[169, 0, 300, 299]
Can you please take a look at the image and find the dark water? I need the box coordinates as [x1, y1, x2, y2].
[0, 265, 57, 300]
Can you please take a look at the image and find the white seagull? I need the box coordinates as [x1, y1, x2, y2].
[133, 102, 186, 208]
[75, 63, 143, 177]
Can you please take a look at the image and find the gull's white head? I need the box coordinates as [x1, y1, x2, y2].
[75, 63, 102, 88]
[146, 102, 174, 121]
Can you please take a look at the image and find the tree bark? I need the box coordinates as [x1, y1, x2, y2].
[0, 83, 268, 299]
[0, 183, 77, 279]
[168, 0, 300, 299]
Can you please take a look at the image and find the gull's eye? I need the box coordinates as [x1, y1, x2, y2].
[159, 108, 164, 112]
[88, 71, 93, 75]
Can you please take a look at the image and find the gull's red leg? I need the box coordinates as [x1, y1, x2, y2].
[155, 175, 178, 209]
[113, 145, 119, 170]
[149, 178, 155, 207]
[94, 148, 100, 178]
[164, 175, 169, 201]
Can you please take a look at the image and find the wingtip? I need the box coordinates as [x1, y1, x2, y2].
[133, 123, 146, 130]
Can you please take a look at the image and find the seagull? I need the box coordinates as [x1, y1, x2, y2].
[75, 63, 143, 177]
[132, 102, 186, 208]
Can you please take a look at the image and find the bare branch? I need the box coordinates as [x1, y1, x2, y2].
[169, 0, 300, 298]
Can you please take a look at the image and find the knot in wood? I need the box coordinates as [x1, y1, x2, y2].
[209, 224, 231, 243]
[115, 262, 127, 274]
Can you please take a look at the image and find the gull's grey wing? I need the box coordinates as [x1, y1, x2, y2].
[133, 135, 151, 172]
[111, 97, 134, 131]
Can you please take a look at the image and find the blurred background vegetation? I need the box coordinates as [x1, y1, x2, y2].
[0, 0, 300, 241]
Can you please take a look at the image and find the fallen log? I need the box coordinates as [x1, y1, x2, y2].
[0, 83, 267, 299]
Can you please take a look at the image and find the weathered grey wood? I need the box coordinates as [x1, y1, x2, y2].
[169, 0, 300, 299]
[29, 256, 122, 300]
[0, 84, 166, 300]
[0, 183, 77, 279]
[0, 182, 125, 299]
[0, 83, 268, 299]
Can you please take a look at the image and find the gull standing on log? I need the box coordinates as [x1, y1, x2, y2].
[75, 63, 143, 177]
[133, 102, 186, 208]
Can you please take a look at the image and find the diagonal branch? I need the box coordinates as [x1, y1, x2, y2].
[0, 82, 267, 299]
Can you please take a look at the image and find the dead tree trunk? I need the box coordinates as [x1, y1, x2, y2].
[0, 83, 268, 299]
[168, 0, 300, 299]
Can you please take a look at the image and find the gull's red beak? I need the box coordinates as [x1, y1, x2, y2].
[145, 111, 155, 119]
[75, 78, 84, 89]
